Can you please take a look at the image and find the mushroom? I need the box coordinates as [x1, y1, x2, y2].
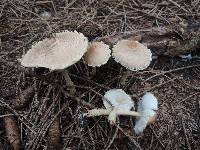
[84, 89, 140, 124]
[134, 92, 158, 134]
[103, 89, 135, 124]
[21, 30, 88, 70]
[21, 30, 88, 95]
[84, 41, 111, 67]
[84, 91, 158, 132]
[112, 40, 152, 71]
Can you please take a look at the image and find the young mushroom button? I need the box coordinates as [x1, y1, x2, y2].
[84, 41, 111, 67]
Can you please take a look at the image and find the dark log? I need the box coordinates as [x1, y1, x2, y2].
[96, 21, 200, 57]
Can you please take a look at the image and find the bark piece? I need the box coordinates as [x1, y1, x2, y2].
[4, 115, 21, 150]
[47, 117, 62, 150]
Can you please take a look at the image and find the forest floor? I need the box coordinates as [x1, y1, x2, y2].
[0, 0, 200, 150]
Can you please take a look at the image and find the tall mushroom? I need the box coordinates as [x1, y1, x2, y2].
[112, 40, 152, 71]
[21, 30, 88, 94]
[20, 31, 88, 149]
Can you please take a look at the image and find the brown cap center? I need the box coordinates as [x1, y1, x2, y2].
[127, 41, 138, 49]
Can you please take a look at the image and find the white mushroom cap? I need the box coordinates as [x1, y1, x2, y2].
[103, 89, 134, 124]
[138, 92, 158, 111]
[103, 89, 134, 111]
[112, 40, 152, 71]
[134, 92, 158, 134]
[84, 42, 111, 67]
[21, 31, 88, 70]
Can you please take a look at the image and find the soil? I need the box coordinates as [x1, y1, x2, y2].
[0, 0, 200, 150]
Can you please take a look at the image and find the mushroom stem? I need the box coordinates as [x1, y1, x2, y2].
[90, 67, 96, 76]
[117, 110, 141, 116]
[85, 108, 141, 117]
[62, 70, 76, 95]
[85, 109, 112, 117]
[120, 70, 132, 87]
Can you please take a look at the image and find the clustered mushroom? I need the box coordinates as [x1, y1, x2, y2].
[20, 30, 158, 135]
[21, 30, 152, 71]
[84, 89, 158, 134]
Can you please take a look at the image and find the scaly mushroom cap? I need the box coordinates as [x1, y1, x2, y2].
[134, 92, 158, 134]
[112, 40, 152, 71]
[21, 31, 88, 70]
[103, 89, 134, 110]
[84, 42, 111, 67]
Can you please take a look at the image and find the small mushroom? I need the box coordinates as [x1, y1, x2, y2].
[134, 92, 158, 134]
[84, 41, 111, 67]
[112, 40, 152, 71]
